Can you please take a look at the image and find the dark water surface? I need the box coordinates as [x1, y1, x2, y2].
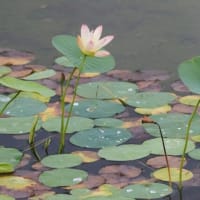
[1, 0, 200, 76]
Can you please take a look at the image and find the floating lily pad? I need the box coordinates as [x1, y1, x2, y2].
[188, 148, 200, 160]
[23, 69, 56, 80]
[0, 147, 22, 173]
[135, 104, 171, 115]
[0, 194, 15, 200]
[42, 116, 94, 133]
[122, 183, 172, 199]
[3, 97, 47, 116]
[94, 118, 123, 128]
[0, 116, 41, 134]
[153, 168, 193, 182]
[45, 194, 75, 200]
[178, 56, 200, 94]
[0, 48, 35, 65]
[0, 66, 11, 77]
[0, 76, 55, 97]
[98, 144, 150, 161]
[125, 92, 176, 108]
[52, 35, 115, 73]
[41, 154, 82, 168]
[39, 168, 88, 187]
[143, 113, 200, 138]
[0, 175, 37, 190]
[179, 95, 200, 106]
[65, 99, 125, 118]
[77, 81, 138, 99]
[143, 138, 195, 155]
[70, 128, 132, 148]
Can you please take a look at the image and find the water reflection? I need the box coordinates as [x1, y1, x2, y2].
[0, 1, 200, 73]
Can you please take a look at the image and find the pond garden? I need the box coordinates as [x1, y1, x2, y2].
[0, 24, 200, 200]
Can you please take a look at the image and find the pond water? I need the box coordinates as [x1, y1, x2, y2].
[1, 1, 200, 200]
[1, 0, 200, 75]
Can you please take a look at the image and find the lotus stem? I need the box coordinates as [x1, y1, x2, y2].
[58, 55, 86, 153]
[142, 116, 172, 187]
[178, 99, 200, 189]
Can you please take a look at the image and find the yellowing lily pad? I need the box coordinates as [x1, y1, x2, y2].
[72, 151, 100, 163]
[0, 147, 22, 173]
[0, 175, 37, 190]
[0, 48, 35, 65]
[179, 95, 200, 106]
[153, 167, 193, 182]
[191, 135, 200, 142]
[135, 104, 171, 115]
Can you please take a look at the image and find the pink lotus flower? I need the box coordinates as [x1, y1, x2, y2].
[77, 24, 114, 57]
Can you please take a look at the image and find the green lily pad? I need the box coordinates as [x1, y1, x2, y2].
[42, 116, 94, 133]
[45, 194, 75, 200]
[178, 56, 200, 94]
[3, 97, 47, 116]
[70, 128, 132, 148]
[94, 118, 123, 128]
[65, 99, 125, 118]
[188, 148, 200, 160]
[143, 138, 195, 155]
[39, 168, 88, 187]
[52, 35, 115, 73]
[55, 56, 74, 67]
[0, 116, 41, 134]
[23, 69, 56, 80]
[0, 66, 12, 77]
[125, 92, 176, 108]
[77, 81, 138, 99]
[0, 194, 15, 200]
[0, 94, 10, 103]
[0, 76, 55, 97]
[41, 154, 82, 168]
[0, 147, 22, 173]
[98, 144, 150, 161]
[143, 113, 200, 138]
[122, 183, 172, 199]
